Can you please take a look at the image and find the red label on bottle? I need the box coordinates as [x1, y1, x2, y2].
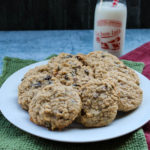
[96, 19, 122, 51]
[97, 19, 122, 28]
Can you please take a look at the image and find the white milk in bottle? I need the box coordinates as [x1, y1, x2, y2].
[93, 0, 127, 57]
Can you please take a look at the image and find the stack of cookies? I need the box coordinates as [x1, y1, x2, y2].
[18, 51, 143, 130]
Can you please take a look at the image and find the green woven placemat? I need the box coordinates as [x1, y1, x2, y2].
[0, 56, 147, 150]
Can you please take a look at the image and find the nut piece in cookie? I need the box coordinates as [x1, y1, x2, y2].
[77, 79, 119, 127]
[29, 84, 82, 130]
[18, 74, 58, 110]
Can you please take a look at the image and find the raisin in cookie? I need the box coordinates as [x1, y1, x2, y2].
[105, 71, 143, 112]
[18, 74, 58, 110]
[77, 79, 118, 127]
[29, 84, 82, 130]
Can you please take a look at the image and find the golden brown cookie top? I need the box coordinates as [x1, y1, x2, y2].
[29, 84, 82, 130]
[105, 72, 143, 111]
[77, 79, 119, 127]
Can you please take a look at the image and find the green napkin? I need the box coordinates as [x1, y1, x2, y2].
[0, 56, 147, 150]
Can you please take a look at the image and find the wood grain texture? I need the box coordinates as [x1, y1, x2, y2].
[0, 0, 147, 30]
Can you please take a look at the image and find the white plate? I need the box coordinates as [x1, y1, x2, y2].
[0, 60, 150, 143]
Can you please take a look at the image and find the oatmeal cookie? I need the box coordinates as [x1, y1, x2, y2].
[87, 51, 139, 85]
[29, 84, 82, 130]
[77, 79, 118, 127]
[48, 53, 94, 90]
[48, 53, 87, 77]
[105, 71, 143, 111]
[18, 74, 58, 110]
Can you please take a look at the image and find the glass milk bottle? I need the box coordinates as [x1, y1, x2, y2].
[93, 0, 127, 57]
